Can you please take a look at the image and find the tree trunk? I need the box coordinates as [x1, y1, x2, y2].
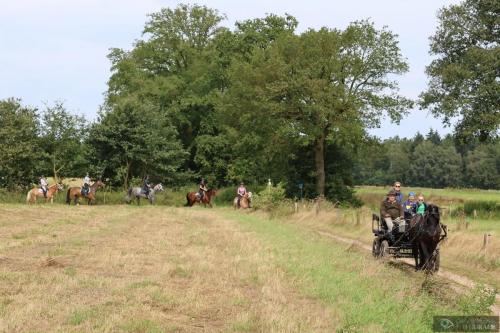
[123, 160, 131, 190]
[314, 133, 326, 197]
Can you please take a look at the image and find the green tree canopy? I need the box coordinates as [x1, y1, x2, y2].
[420, 0, 500, 141]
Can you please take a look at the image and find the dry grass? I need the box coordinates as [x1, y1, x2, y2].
[0, 205, 336, 332]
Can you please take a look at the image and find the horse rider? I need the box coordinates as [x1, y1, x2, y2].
[403, 191, 417, 221]
[197, 178, 207, 201]
[39, 175, 48, 198]
[143, 175, 151, 197]
[236, 182, 247, 208]
[380, 189, 404, 242]
[392, 181, 404, 205]
[82, 172, 91, 196]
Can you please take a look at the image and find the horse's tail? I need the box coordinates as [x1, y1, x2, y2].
[185, 193, 190, 207]
[26, 190, 32, 204]
[66, 188, 71, 204]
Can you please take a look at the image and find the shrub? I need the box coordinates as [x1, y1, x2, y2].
[251, 182, 287, 211]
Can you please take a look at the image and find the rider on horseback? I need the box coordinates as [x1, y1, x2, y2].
[143, 175, 151, 197]
[82, 173, 91, 196]
[237, 182, 247, 208]
[39, 176, 48, 198]
[197, 178, 207, 201]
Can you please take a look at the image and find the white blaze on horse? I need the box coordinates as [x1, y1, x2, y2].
[26, 183, 64, 204]
[125, 183, 163, 205]
[234, 192, 252, 209]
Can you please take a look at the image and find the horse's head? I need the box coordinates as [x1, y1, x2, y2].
[154, 183, 163, 192]
[246, 192, 252, 200]
[208, 188, 217, 196]
[425, 204, 440, 225]
[95, 180, 105, 188]
[57, 183, 64, 190]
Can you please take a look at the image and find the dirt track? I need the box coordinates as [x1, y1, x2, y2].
[315, 229, 500, 315]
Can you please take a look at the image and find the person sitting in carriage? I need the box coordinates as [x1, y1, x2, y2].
[39, 175, 48, 198]
[142, 175, 151, 197]
[380, 190, 404, 241]
[82, 172, 91, 196]
[403, 191, 418, 221]
[197, 178, 208, 201]
[236, 182, 247, 208]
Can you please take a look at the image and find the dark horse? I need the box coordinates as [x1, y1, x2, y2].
[66, 180, 105, 205]
[186, 188, 217, 207]
[410, 204, 447, 272]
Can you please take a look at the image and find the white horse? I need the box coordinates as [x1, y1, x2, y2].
[125, 183, 163, 205]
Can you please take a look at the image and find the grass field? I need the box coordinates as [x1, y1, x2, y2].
[0, 204, 495, 332]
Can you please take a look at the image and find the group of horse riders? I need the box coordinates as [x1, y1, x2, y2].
[38, 173, 92, 198]
[39, 174, 249, 206]
[195, 178, 249, 207]
[380, 181, 427, 242]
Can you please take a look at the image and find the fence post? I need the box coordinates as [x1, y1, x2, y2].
[482, 233, 491, 256]
[294, 201, 298, 214]
[355, 209, 361, 226]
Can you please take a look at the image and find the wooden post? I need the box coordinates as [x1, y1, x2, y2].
[482, 233, 491, 256]
[294, 202, 298, 214]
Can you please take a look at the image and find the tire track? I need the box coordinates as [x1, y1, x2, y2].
[315, 229, 500, 315]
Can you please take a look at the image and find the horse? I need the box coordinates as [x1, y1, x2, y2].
[409, 204, 447, 272]
[125, 183, 164, 205]
[26, 183, 64, 204]
[233, 192, 252, 209]
[66, 180, 105, 205]
[186, 188, 217, 207]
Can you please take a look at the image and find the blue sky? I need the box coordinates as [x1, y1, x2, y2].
[0, 0, 460, 139]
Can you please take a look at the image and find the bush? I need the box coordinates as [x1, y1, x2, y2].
[464, 201, 500, 218]
[251, 182, 287, 211]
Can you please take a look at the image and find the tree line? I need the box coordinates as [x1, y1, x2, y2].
[354, 130, 499, 189]
[1, 1, 498, 202]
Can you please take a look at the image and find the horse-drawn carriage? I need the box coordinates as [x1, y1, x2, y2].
[371, 207, 447, 272]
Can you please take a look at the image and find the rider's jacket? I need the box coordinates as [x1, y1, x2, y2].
[40, 178, 48, 188]
[84, 176, 90, 186]
[403, 199, 417, 217]
[237, 186, 247, 196]
[416, 202, 427, 215]
[380, 199, 404, 219]
[394, 191, 404, 205]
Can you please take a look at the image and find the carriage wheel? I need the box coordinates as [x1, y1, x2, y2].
[379, 240, 389, 258]
[372, 238, 380, 257]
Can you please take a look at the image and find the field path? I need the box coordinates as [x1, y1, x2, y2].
[313, 229, 500, 315]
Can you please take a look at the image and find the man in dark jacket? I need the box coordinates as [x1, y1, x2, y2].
[380, 190, 404, 237]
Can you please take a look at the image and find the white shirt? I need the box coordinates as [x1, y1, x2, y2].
[40, 178, 48, 187]
[84, 176, 90, 185]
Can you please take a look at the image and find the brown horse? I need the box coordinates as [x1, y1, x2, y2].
[410, 204, 447, 272]
[233, 192, 252, 209]
[26, 183, 64, 204]
[186, 188, 217, 207]
[66, 180, 105, 205]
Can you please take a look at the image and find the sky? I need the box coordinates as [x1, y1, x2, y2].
[0, 0, 460, 139]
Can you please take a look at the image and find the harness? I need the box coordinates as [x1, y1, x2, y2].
[390, 210, 447, 270]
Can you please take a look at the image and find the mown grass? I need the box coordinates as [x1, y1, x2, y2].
[222, 209, 493, 332]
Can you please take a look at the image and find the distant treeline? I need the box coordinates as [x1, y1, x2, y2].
[1, 2, 498, 203]
[354, 130, 500, 190]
